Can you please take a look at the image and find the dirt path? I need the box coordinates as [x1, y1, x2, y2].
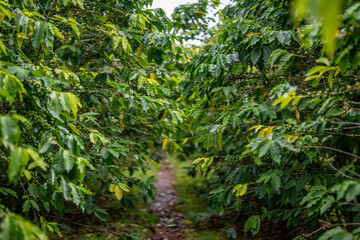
[149, 162, 186, 240]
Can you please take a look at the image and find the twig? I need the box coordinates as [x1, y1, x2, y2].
[324, 131, 360, 137]
[330, 121, 360, 126]
[324, 158, 360, 181]
[300, 222, 360, 239]
[349, 101, 360, 106]
[301, 146, 360, 160]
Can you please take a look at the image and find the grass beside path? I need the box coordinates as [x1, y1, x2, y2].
[62, 162, 161, 239]
[171, 156, 226, 240]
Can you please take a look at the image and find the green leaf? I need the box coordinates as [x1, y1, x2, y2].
[50, 91, 82, 117]
[269, 141, 283, 164]
[345, 184, 360, 202]
[222, 87, 232, 97]
[63, 150, 74, 172]
[69, 183, 80, 206]
[31, 21, 45, 48]
[22, 200, 31, 212]
[251, 48, 262, 65]
[296, 175, 312, 192]
[140, 97, 149, 112]
[44, 23, 55, 48]
[316, 57, 331, 66]
[277, 31, 291, 45]
[320, 196, 334, 214]
[0, 216, 20, 240]
[244, 215, 261, 236]
[8, 146, 29, 183]
[318, 228, 346, 240]
[0, 187, 18, 198]
[270, 173, 281, 189]
[61, 179, 71, 201]
[0, 116, 20, 146]
[26, 148, 47, 170]
[28, 184, 39, 198]
[30, 200, 39, 211]
[53, 150, 65, 173]
[258, 141, 271, 158]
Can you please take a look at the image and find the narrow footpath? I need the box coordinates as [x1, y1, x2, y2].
[149, 162, 186, 240]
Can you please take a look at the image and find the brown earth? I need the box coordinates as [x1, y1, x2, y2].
[148, 162, 186, 240]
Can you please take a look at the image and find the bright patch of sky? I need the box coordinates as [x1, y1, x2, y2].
[149, 0, 233, 45]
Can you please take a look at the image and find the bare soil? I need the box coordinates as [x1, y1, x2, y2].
[149, 162, 186, 240]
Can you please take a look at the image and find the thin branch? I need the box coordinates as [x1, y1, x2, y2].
[301, 146, 360, 160]
[324, 158, 360, 181]
[349, 101, 360, 106]
[300, 222, 360, 240]
[330, 121, 360, 126]
[324, 131, 360, 137]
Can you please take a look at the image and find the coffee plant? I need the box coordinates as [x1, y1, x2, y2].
[0, 0, 186, 238]
[180, 0, 360, 239]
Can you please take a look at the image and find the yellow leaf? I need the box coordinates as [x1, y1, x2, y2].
[233, 184, 248, 196]
[150, 73, 155, 79]
[334, 68, 341, 77]
[266, 126, 275, 135]
[119, 114, 125, 131]
[159, 109, 168, 122]
[246, 32, 257, 37]
[68, 93, 82, 117]
[304, 75, 319, 81]
[292, 96, 303, 105]
[288, 91, 296, 97]
[258, 128, 268, 138]
[0, 6, 11, 21]
[109, 184, 123, 200]
[0, 12, 5, 23]
[273, 96, 285, 106]
[238, 184, 247, 196]
[23, 170, 31, 181]
[0, 1, 11, 6]
[69, 123, 80, 135]
[218, 131, 223, 150]
[280, 97, 293, 108]
[162, 138, 168, 150]
[114, 185, 123, 200]
[0, 39, 7, 55]
[295, 109, 300, 121]
[285, 135, 298, 143]
[249, 125, 263, 131]
[104, 24, 115, 29]
[328, 71, 333, 89]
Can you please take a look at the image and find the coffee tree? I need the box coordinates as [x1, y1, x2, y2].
[183, 0, 360, 239]
[0, 0, 186, 238]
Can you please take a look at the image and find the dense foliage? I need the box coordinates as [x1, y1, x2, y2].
[0, 0, 186, 239]
[1, 0, 360, 239]
[182, 0, 360, 239]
